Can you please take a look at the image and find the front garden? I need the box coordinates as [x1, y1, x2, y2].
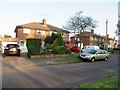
[26, 32, 71, 58]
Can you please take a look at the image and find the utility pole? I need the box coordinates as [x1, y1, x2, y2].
[105, 19, 108, 50]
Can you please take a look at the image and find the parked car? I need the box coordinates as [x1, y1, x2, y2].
[81, 45, 100, 53]
[3, 44, 21, 56]
[70, 46, 80, 52]
[80, 49, 109, 62]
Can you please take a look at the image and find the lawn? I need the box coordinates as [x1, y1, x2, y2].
[70, 74, 119, 90]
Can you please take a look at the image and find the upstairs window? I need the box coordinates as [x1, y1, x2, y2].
[36, 30, 45, 35]
[23, 28, 30, 34]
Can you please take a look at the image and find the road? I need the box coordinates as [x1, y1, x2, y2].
[2, 54, 118, 88]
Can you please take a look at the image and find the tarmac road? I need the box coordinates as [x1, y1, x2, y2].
[2, 54, 118, 88]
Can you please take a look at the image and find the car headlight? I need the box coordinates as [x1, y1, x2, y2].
[85, 56, 90, 58]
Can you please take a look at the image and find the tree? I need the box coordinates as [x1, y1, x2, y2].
[44, 35, 53, 44]
[116, 21, 120, 36]
[116, 20, 120, 44]
[63, 11, 97, 53]
[44, 32, 57, 44]
[4, 35, 12, 38]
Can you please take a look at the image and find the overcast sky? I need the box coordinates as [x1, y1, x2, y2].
[0, 0, 119, 39]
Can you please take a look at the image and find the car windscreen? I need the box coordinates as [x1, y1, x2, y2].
[6, 44, 19, 48]
[88, 50, 97, 54]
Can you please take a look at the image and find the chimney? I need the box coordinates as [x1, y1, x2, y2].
[42, 18, 46, 25]
[114, 37, 115, 40]
[107, 34, 109, 38]
[91, 29, 94, 34]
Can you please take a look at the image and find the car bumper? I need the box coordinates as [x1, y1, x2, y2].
[80, 56, 91, 60]
[4, 49, 20, 55]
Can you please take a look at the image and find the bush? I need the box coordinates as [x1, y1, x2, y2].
[66, 48, 71, 54]
[44, 44, 53, 54]
[44, 36, 53, 44]
[44, 32, 57, 44]
[26, 38, 41, 56]
[53, 46, 71, 54]
[52, 32, 64, 47]
[53, 46, 66, 54]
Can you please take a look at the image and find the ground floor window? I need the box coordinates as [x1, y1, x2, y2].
[20, 40, 25, 47]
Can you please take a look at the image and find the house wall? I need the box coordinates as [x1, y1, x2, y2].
[16, 27, 69, 53]
[108, 39, 118, 48]
[82, 36, 90, 46]
[62, 33, 69, 43]
[17, 28, 51, 40]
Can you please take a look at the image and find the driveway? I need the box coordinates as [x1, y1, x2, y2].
[2, 53, 118, 88]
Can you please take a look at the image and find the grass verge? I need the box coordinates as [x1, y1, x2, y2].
[70, 74, 119, 89]
[57, 56, 81, 63]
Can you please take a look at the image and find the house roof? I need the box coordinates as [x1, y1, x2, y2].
[71, 31, 106, 39]
[14, 22, 69, 33]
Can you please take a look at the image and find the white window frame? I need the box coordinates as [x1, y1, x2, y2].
[36, 29, 45, 35]
[20, 40, 25, 47]
[23, 28, 30, 34]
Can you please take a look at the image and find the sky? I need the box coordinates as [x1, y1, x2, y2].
[0, 0, 119, 39]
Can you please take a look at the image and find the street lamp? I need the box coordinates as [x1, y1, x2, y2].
[105, 19, 108, 50]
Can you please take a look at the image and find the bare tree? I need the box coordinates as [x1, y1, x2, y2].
[63, 11, 97, 53]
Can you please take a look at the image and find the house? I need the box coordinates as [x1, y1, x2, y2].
[108, 37, 117, 48]
[14, 19, 69, 52]
[70, 30, 117, 49]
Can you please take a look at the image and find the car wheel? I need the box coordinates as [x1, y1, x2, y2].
[17, 53, 20, 56]
[91, 57, 95, 62]
[2, 53, 6, 57]
[104, 57, 108, 61]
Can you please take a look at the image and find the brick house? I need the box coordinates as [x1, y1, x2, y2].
[70, 30, 117, 49]
[14, 19, 69, 52]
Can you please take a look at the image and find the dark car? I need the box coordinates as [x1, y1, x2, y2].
[70, 46, 80, 52]
[3, 44, 21, 56]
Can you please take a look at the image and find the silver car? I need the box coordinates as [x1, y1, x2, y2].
[80, 49, 109, 62]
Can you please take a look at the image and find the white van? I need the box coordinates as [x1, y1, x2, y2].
[81, 45, 100, 53]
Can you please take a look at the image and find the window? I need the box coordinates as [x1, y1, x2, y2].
[94, 37, 98, 41]
[23, 28, 30, 34]
[102, 39, 105, 42]
[20, 40, 25, 46]
[77, 38, 80, 41]
[36, 30, 45, 35]
[50, 31, 57, 35]
[91, 37, 94, 41]
[61, 33, 66, 36]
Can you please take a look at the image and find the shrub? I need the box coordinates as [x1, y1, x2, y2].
[26, 38, 41, 56]
[66, 48, 71, 54]
[53, 46, 66, 54]
[44, 36, 53, 44]
[44, 32, 57, 44]
[52, 32, 64, 47]
[44, 44, 53, 54]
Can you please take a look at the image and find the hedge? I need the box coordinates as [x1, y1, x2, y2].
[26, 38, 41, 57]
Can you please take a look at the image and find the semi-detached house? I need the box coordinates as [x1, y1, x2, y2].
[14, 19, 69, 52]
